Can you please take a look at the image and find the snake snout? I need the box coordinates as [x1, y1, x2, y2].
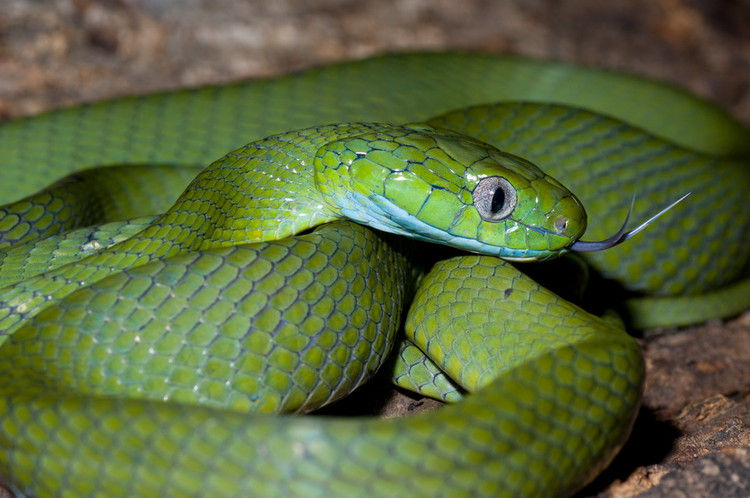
[544, 194, 587, 245]
[554, 215, 568, 234]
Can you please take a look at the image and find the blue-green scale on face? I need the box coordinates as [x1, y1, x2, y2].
[314, 123, 587, 260]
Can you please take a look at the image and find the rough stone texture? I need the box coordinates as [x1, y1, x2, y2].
[1, 0, 749, 123]
[610, 448, 750, 498]
[643, 316, 750, 420]
[1, 1, 749, 496]
[583, 313, 750, 497]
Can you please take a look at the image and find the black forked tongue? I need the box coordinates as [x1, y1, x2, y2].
[570, 193, 691, 252]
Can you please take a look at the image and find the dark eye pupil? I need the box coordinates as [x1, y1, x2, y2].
[490, 188, 506, 213]
[472, 176, 517, 222]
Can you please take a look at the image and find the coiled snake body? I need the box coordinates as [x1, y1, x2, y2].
[0, 53, 748, 496]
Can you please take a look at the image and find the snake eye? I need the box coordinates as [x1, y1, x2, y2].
[473, 176, 517, 222]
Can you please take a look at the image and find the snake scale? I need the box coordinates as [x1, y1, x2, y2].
[0, 53, 748, 497]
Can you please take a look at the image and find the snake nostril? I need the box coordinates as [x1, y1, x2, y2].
[554, 216, 568, 233]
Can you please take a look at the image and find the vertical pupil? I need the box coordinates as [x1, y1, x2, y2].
[490, 188, 506, 213]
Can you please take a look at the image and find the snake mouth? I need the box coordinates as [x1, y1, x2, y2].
[569, 193, 690, 252]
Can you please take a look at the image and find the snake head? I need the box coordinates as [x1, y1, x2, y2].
[314, 123, 587, 260]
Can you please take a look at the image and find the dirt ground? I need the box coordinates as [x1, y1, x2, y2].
[0, 1, 748, 496]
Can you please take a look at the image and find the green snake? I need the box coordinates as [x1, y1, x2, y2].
[0, 53, 748, 497]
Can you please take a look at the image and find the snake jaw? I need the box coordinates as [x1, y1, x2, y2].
[569, 192, 691, 252]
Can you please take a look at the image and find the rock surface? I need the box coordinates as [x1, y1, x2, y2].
[0, 1, 748, 496]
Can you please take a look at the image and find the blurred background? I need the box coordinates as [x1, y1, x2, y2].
[1, 1, 748, 497]
[1, 0, 749, 124]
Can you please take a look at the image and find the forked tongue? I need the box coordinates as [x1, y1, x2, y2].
[570, 193, 691, 252]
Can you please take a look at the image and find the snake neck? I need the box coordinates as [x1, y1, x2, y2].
[0, 123, 405, 334]
[156, 123, 412, 251]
